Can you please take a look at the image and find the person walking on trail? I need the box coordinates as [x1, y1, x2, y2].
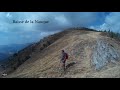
[60, 50, 68, 71]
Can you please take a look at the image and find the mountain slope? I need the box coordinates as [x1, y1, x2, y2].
[4, 29, 120, 78]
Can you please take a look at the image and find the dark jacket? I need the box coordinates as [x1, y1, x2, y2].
[61, 52, 66, 61]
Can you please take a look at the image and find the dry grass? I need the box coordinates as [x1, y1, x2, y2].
[5, 30, 120, 78]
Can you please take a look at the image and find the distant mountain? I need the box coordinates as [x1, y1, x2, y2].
[0, 53, 9, 61]
[0, 43, 31, 61]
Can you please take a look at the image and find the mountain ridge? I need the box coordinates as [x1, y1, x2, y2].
[1, 28, 120, 78]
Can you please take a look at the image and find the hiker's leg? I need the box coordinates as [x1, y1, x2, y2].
[63, 63, 66, 71]
[61, 63, 64, 71]
[60, 61, 64, 70]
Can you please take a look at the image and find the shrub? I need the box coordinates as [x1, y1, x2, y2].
[25, 56, 31, 60]
[13, 53, 18, 56]
[102, 29, 120, 40]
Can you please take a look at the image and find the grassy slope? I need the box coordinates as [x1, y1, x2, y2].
[5, 30, 120, 78]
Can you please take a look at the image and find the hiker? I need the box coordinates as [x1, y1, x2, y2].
[60, 50, 68, 71]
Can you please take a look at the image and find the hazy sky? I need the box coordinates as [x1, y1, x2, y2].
[0, 12, 119, 45]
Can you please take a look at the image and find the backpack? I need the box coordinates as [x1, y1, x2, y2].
[65, 53, 68, 59]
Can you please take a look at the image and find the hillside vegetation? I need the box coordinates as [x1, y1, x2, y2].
[1, 28, 120, 78]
